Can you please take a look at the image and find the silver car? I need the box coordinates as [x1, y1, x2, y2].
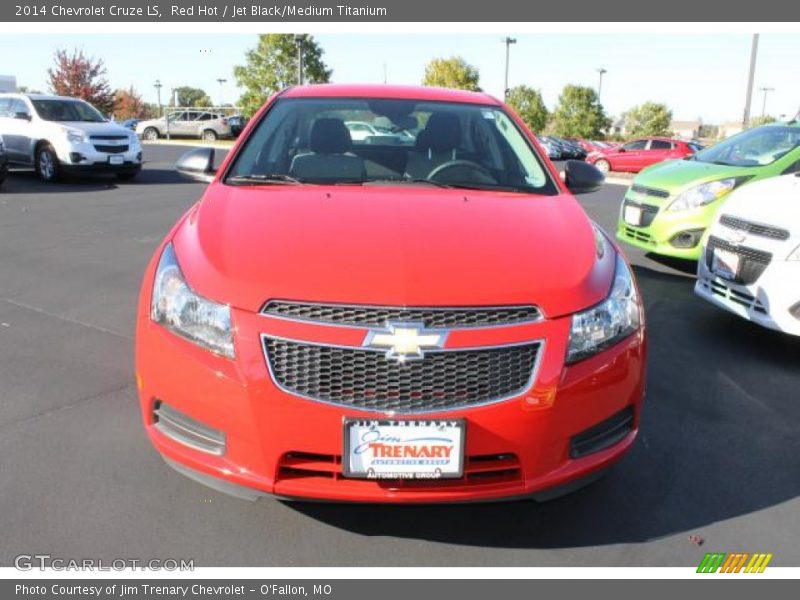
[136, 110, 232, 142]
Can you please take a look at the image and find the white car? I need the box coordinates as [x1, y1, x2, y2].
[0, 93, 141, 181]
[695, 173, 800, 335]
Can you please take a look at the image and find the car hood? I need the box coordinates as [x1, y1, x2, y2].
[634, 158, 753, 193]
[171, 185, 616, 318]
[55, 121, 132, 137]
[715, 173, 800, 226]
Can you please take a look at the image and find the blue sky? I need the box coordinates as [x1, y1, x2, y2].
[1, 33, 798, 123]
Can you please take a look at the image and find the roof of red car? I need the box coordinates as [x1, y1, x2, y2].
[283, 84, 502, 105]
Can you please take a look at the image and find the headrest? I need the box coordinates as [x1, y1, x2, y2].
[310, 118, 352, 154]
[420, 112, 461, 153]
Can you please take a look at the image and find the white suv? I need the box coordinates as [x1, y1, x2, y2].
[695, 173, 800, 335]
[0, 93, 142, 181]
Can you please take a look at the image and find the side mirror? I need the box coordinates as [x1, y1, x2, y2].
[564, 160, 604, 194]
[617, 147, 626, 153]
[14, 111, 31, 121]
[176, 147, 217, 183]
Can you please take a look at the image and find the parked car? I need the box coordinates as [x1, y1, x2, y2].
[536, 136, 561, 160]
[617, 123, 800, 260]
[345, 120, 414, 145]
[136, 110, 232, 141]
[587, 137, 696, 174]
[227, 115, 249, 138]
[120, 118, 139, 130]
[136, 84, 645, 504]
[0, 93, 142, 181]
[695, 173, 800, 335]
[0, 135, 7, 184]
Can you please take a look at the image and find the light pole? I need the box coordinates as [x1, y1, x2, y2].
[502, 37, 517, 99]
[154, 79, 162, 117]
[217, 78, 227, 107]
[759, 86, 774, 117]
[742, 33, 759, 128]
[597, 68, 607, 100]
[294, 35, 305, 85]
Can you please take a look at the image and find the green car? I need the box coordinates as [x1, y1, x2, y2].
[617, 122, 800, 260]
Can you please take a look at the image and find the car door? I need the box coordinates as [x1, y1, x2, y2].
[1, 98, 35, 164]
[642, 139, 675, 169]
[170, 111, 195, 137]
[614, 139, 647, 171]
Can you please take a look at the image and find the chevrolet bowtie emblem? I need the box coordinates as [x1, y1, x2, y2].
[364, 321, 448, 362]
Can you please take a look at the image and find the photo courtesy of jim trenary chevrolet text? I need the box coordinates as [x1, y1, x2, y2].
[0, 0, 799, 595]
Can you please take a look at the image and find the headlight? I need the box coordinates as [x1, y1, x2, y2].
[129, 132, 140, 144]
[787, 244, 800, 261]
[150, 243, 235, 358]
[667, 178, 740, 211]
[566, 253, 641, 364]
[65, 129, 87, 144]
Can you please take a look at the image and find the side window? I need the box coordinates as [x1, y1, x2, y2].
[782, 159, 800, 175]
[11, 99, 29, 118]
[0, 98, 11, 117]
[649, 140, 672, 150]
[622, 140, 648, 151]
[196, 113, 212, 121]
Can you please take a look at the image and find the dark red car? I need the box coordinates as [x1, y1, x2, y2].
[135, 84, 646, 503]
[587, 137, 697, 174]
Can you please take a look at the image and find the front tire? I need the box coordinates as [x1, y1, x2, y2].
[201, 129, 218, 142]
[142, 128, 160, 142]
[36, 144, 59, 182]
[594, 159, 611, 174]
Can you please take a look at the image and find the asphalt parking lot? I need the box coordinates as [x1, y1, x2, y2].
[1, 145, 798, 568]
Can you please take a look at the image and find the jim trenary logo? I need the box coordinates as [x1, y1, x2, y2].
[697, 552, 773, 573]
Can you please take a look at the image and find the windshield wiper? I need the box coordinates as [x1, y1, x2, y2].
[226, 174, 303, 185]
[361, 176, 455, 189]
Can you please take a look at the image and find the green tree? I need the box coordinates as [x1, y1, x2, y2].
[174, 86, 213, 107]
[422, 57, 480, 91]
[551, 84, 610, 138]
[749, 115, 777, 128]
[505, 85, 548, 134]
[47, 48, 115, 115]
[623, 102, 673, 137]
[234, 34, 332, 117]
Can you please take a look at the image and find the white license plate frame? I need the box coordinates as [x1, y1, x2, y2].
[624, 204, 643, 226]
[343, 419, 465, 480]
[108, 155, 124, 165]
[712, 247, 741, 280]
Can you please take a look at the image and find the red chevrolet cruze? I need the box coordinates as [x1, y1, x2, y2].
[135, 84, 646, 503]
[586, 136, 698, 174]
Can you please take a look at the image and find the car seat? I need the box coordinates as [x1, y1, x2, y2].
[405, 112, 462, 179]
[290, 118, 366, 180]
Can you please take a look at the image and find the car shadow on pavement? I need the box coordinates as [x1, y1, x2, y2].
[286, 265, 800, 549]
[0, 167, 196, 193]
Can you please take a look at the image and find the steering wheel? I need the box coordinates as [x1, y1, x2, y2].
[426, 160, 497, 184]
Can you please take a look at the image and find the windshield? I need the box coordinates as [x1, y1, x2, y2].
[226, 97, 555, 194]
[694, 126, 800, 167]
[31, 99, 106, 123]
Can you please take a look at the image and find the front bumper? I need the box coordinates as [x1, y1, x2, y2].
[695, 248, 800, 336]
[616, 199, 712, 260]
[136, 289, 646, 502]
[52, 139, 142, 174]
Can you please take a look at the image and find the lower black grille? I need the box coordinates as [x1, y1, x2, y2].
[700, 278, 767, 314]
[719, 214, 790, 240]
[265, 338, 541, 413]
[93, 144, 129, 154]
[570, 406, 634, 459]
[152, 400, 225, 455]
[262, 301, 541, 328]
[621, 225, 654, 244]
[622, 200, 659, 227]
[706, 236, 772, 285]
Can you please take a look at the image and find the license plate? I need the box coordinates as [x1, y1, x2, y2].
[712, 247, 740, 279]
[343, 419, 465, 479]
[624, 205, 643, 226]
[108, 155, 124, 165]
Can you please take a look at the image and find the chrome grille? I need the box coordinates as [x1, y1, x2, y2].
[264, 337, 542, 413]
[262, 301, 541, 328]
[720, 215, 790, 240]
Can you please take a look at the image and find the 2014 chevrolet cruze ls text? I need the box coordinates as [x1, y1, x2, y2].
[135, 85, 647, 502]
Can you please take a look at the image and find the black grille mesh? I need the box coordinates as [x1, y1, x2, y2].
[719, 215, 790, 240]
[706, 236, 772, 285]
[631, 184, 670, 198]
[263, 302, 541, 328]
[265, 338, 540, 413]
